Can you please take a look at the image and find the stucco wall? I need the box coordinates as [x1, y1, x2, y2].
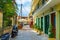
[0, 12, 3, 29]
[54, 3, 60, 40]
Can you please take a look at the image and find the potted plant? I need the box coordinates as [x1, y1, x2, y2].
[38, 28, 42, 35]
[48, 24, 55, 40]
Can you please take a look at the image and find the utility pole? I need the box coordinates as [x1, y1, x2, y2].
[20, 4, 22, 19]
[19, 0, 22, 19]
[18, 0, 22, 20]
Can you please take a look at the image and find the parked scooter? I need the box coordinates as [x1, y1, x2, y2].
[11, 25, 18, 38]
[1, 33, 10, 40]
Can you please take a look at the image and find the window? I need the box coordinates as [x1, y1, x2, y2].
[42, 0, 45, 5]
[42, 0, 48, 5]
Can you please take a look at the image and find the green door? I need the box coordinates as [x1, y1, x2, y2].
[45, 15, 49, 34]
[38, 18, 40, 29]
[36, 18, 38, 26]
[41, 17, 43, 31]
[38, 18, 40, 27]
[36, 18, 40, 29]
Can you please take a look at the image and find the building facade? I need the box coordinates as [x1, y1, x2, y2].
[30, 0, 60, 40]
[0, 11, 3, 36]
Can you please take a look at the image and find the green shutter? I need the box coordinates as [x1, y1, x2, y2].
[38, 18, 40, 27]
[36, 18, 38, 26]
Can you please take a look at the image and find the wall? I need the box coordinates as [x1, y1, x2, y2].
[54, 3, 60, 40]
[0, 12, 3, 28]
[33, 1, 60, 40]
[0, 11, 3, 36]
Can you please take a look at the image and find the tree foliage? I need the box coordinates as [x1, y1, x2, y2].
[0, 0, 17, 27]
[0, 0, 17, 17]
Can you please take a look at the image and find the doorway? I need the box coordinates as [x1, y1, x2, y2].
[45, 15, 49, 34]
[41, 17, 43, 31]
[51, 13, 56, 38]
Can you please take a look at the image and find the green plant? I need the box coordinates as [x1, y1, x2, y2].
[0, 0, 18, 28]
[48, 24, 52, 32]
[48, 24, 55, 38]
[49, 32, 55, 38]
[34, 24, 37, 28]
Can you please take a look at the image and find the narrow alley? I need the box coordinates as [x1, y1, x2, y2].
[0, 0, 60, 40]
[10, 25, 48, 40]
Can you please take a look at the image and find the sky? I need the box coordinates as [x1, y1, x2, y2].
[15, 0, 32, 17]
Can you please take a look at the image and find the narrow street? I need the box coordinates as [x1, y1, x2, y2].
[0, 0, 60, 40]
[10, 25, 48, 40]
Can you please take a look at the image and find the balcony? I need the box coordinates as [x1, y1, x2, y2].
[33, 0, 60, 16]
[32, 0, 49, 15]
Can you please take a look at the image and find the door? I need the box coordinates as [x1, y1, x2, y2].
[38, 18, 40, 27]
[45, 15, 49, 34]
[51, 13, 56, 38]
[41, 17, 43, 31]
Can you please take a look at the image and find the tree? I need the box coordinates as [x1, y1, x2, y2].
[0, 0, 18, 27]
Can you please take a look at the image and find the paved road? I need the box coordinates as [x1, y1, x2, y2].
[10, 25, 48, 40]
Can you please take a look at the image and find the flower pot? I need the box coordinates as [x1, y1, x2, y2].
[18, 25, 23, 29]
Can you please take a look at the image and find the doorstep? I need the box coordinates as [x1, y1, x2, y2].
[48, 38, 56, 40]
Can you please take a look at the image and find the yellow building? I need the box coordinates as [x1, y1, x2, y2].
[0, 11, 3, 29]
[30, 0, 60, 40]
[0, 11, 3, 36]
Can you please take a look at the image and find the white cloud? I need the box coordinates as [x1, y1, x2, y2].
[20, 6, 31, 17]
[23, 6, 31, 12]
[16, 0, 32, 17]
[15, 0, 21, 4]
[16, 0, 32, 4]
